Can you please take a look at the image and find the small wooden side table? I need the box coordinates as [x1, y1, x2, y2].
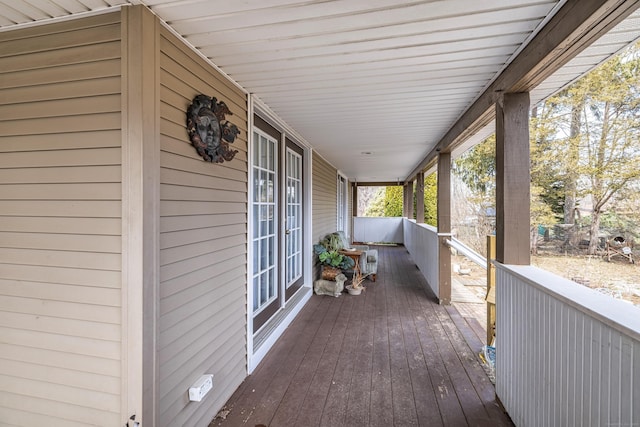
[339, 249, 363, 274]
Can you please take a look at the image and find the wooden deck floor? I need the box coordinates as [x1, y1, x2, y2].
[212, 245, 512, 427]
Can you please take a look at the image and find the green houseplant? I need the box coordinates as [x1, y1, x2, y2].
[314, 235, 355, 281]
[313, 244, 355, 270]
[313, 234, 364, 295]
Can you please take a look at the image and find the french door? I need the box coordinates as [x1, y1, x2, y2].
[252, 130, 278, 330]
[337, 175, 348, 232]
[284, 139, 303, 299]
[252, 127, 305, 331]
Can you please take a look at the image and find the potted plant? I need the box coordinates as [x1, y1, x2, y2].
[346, 270, 366, 295]
[313, 243, 355, 280]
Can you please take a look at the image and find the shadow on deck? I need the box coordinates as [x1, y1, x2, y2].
[212, 245, 513, 427]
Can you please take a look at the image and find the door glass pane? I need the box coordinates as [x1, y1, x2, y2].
[268, 173, 275, 203]
[268, 205, 274, 234]
[257, 205, 264, 235]
[260, 237, 267, 271]
[260, 272, 268, 305]
[260, 136, 267, 168]
[260, 173, 265, 203]
[253, 240, 259, 275]
[252, 131, 278, 315]
[285, 147, 303, 288]
[268, 236, 274, 270]
[337, 176, 347, 232]
[269, 267, 275, 298]
[268, 137, 274, 170]
[253, 276, 259, 308]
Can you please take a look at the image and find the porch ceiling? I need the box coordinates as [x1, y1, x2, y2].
[2, 1, 639, 183]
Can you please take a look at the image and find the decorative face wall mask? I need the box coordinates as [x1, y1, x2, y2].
[186, 94, 240, 163]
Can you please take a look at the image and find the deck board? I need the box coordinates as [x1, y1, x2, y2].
[397, 281, 444, 426]
[293, 295, 354, 426]
[343, 284, 375, 427]
[318, 295, 360, 427]
[211, 245, 513, 427]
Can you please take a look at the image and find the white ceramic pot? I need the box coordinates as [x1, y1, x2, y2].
[346, 285, 362, 295]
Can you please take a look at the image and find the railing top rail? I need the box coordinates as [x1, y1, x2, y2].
[446, 237, 487, 269]
[404, 218, 438, 233]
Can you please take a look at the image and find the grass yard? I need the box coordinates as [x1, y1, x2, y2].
[532, 253, 640, 306]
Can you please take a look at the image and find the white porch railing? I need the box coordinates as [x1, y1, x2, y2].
[353, 218, 640, 424]
[496, 264, 640, 427]
[446, 237, 487, 269]
[352, 217, 440, 299]
[403, 219, 439, 297]
[352, 216, 403, 244]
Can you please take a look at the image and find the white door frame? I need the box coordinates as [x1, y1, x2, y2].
[247, 96, 313, 373]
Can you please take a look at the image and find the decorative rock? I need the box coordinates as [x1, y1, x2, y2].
[458, 267, 472, 275]
[314, 274, 347, 297]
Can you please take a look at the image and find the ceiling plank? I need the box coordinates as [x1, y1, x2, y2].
[202, 20, 541, 60]
[404, 0, 640, 183]
[180, 2, 556, 46]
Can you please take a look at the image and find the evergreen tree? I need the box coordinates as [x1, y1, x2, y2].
[539, 42, 640, 253]
[383, 186, 404, 217]
[363, 187, 385, 217]
[362, 176, 437, 225]
[423, 173, 438, 226]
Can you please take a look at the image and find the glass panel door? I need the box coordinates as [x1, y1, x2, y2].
[285, 144, 303, 298]
[252, 130, 278, 329]
[337, 175, 347, 232]
[252, 128, 306, 328]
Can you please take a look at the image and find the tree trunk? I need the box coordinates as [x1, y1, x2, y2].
[587, 102, 611, 255]
[588, 209, 601, 255]
[565, 101, 582, 247]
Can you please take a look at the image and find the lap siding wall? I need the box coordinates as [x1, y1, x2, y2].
[158, 24, 249, 427]
[0, 8, 250, 426]
[312, 154, 339, 280]
[0, 13, 124, 426]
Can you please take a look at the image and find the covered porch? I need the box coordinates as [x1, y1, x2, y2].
[214, 244, 510, 427]
[1, 1, 639, 426]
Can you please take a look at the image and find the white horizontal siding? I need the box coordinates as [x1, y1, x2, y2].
[0, 279, 120, 306]
[312, 154, 337, 240]
[158, 25, 248, 427]
[0, 12, 122, 426]
[311, 154, 337, 279]
[496, 265, 640, 427]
